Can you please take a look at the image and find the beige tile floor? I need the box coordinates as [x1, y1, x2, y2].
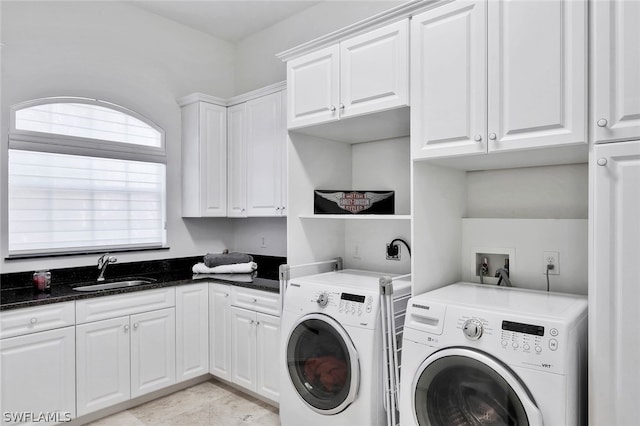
[87, 379, 280, 426]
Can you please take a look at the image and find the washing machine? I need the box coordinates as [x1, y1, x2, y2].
[399, 282, 587, 426]
[279, 269, 411, 426]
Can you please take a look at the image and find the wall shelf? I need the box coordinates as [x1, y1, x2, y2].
[299, 214, 411, 220]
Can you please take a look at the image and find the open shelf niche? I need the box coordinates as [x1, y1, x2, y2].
[287, 132, 411, 275]
[411, 161, 589, 297]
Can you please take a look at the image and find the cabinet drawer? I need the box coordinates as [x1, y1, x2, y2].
[231, 287, 280, 316]
[0, 301, 75, 339]
[76, 288, 175, 324]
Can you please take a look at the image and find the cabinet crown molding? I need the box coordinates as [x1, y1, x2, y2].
[178, 81, 286, 108]
[276, 0, 445, 62]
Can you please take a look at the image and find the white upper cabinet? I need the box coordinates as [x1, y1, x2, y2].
[412, 0, 586, 160]
[411, 1, 487, 158]
[181, 99, 227, 217]
[227, 90, 287, 217]
[227, 103, 248, 217]
[287, 45, 340, 129]
[592, 0, 640, 144]
[246, 91, 287, 216]
[287, 19, 409, 129]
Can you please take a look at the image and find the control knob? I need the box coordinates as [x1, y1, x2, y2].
[316, 292, 329, 307]
[462, 319, 483, 340]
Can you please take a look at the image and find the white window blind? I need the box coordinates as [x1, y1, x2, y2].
[8, 98, 167, 256]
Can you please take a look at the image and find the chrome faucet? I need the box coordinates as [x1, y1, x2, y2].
[97, 253, 117, 282]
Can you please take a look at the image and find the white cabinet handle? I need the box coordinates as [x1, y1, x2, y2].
[30, 317, 38, 324]
[256, 321, 261, 326]
[489, 133, 497, 141]
[249, 320, 255, 324]
[474, 134, 482, 142]
[133, 323, 139, 329]
[597, 119, 608, 128]
[597, 158, 608, 166]
[339, 103, 345, 110]
[241, 208, 245, 212]
[225, 293, 229, 298]
[124, 325, 130, 331]
[252, 298, 257, 303]
[329, 105, 336, 112]
[276, 207, 280, 211]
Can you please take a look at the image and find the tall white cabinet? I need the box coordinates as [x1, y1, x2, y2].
[411, 0, 586, 160]
[590, 141, 640, 426]
[589, 1, 640, 423]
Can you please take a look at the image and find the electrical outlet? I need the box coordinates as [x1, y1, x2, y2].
[386, 243, 400, 261]
[260, 236, 267, 248]
[543, 251, 560, 275]
[353, 244, 361, 260]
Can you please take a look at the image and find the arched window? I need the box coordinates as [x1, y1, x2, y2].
[8, 97, 167, 256]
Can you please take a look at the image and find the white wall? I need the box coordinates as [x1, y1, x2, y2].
[466, 164, 588, 219]
[0, 1, 239, 273]
[234, 0, 403, 93]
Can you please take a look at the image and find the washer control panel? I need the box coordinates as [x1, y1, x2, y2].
[338, 292, 373, 318]
[500, 320, 559, 356]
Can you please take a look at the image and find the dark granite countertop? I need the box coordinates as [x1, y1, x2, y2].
[0, 255, 283, 312]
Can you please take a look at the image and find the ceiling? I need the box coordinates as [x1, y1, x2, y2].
[129, 1, 323, 43]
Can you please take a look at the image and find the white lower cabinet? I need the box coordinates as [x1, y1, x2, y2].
[230, 307, 280, 402]
[230, 286, 280, 401]
[0, 326, 76, 426]
[76, 292, 176, 417]
[176, 284, 209, 382]
[209, 283, 232, 380]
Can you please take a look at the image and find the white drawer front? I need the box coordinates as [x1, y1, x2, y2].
[76, 288, 175, 324]
[0, 301, 75, 339]
[231, 287, 280, 316]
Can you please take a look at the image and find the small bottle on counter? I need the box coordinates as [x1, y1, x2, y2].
[32, 270, 51, 293]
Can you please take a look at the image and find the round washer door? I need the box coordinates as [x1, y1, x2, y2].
[412, 348, 543, 426]
[286, 313, 359, 415]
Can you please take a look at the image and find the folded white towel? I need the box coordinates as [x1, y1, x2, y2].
[192, 272, 256, 283]
[192, 261, 257, 274]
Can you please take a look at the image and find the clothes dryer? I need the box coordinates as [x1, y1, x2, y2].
[279, 269, 410, 426]
[399, 282, 587, 426]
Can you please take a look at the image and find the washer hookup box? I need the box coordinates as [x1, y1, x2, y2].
[314, 190, 395, 214]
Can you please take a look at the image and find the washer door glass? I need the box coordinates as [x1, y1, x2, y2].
[286, 314, 359, 414]
[413, 348, 543, 426]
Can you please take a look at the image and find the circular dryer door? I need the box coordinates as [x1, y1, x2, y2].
[412, 348, 543, 426]
[286, 313, 359, 415]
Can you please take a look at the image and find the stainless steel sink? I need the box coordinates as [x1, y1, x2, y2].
[72, 278, 157, 292]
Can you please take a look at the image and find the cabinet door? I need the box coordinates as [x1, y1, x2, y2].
[592, 0, 640, 143]
[1, 327, 75, 426]
[76, 316, 130, 416]
[487, 0, 586, 152]
[176, 284, 209, 382]
[230, 307, 257, 391]
[411, 1, 487, 159]
[200, 103, 228, 216]
[130, 308, 176, 398]
[227, 103, 247, 217]
[340, 19, 409, 119]
[256, 313, 280, 402]
[246, 92, 285, 216]
[209, 284, 232, 380]
[287, 45, 340, 129]
[590, 141, 640, 426]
